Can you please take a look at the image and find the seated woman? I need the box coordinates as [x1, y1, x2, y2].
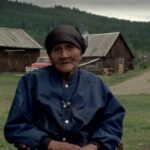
[4, 25, 125, 150]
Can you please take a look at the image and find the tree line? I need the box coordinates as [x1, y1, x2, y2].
[0, 0, 150, 55]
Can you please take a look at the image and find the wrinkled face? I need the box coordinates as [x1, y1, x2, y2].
[49, 42, 82, 74]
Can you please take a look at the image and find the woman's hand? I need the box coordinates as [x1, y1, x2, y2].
[48, 140, 81, 150]
[81, 144, 98, 150]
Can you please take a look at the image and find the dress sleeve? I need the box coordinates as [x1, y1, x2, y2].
[4, 74, 48, 149]
[91, 81, 125, 150]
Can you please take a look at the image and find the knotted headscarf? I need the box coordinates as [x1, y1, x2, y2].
[45, 25, 87, 54]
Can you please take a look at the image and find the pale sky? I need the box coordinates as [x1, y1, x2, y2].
[10, 0, 150, 22]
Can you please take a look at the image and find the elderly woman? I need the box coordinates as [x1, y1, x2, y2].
[4, 25, 125, 150]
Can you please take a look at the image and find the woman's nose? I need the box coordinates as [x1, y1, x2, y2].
[61, 49, 68, 57]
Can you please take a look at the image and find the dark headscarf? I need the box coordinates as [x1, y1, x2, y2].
[45, 25, 87, 54]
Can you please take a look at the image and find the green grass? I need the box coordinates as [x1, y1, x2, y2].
[0, 73, 19, 150]
[0, 72, 150, 150]
[118, 95, 150, 150]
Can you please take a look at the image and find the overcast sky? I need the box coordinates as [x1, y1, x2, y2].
[11, 0, 150, 22]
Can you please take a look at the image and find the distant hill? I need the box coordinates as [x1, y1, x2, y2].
[0, 0, 150, 54]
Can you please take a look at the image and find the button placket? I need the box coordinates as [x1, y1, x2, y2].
[62, 137, 66, 141]
[65, 84, 69, 88]
[62, 100, 71, 108]
[62, 83, 71, 134]
[63, 104, 70, 128]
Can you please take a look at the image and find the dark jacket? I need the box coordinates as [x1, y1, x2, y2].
[4, 66, 125, 150]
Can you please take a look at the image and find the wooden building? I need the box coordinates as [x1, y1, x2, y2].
[0, 28, 42, 72]
[81, 32, 134, 75]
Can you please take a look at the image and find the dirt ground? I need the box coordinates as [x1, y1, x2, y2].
[110, 70, 150, 95]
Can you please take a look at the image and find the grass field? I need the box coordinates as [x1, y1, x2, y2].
[0, 72, 150, 150]
[118, 95, 150, 150]
[0, 73, 19, 150]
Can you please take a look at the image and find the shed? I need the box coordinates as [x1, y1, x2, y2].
[81, 32, 134, 75]
[0, 28, 42, 72]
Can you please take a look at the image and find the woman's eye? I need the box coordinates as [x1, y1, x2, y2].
[52, 47, 60, 52]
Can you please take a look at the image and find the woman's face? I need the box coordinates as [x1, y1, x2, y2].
[49, 42, 82, 74]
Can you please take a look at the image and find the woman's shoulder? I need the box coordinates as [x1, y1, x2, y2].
[22, 66, 52, 80]
[79, 68, 101, 81]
